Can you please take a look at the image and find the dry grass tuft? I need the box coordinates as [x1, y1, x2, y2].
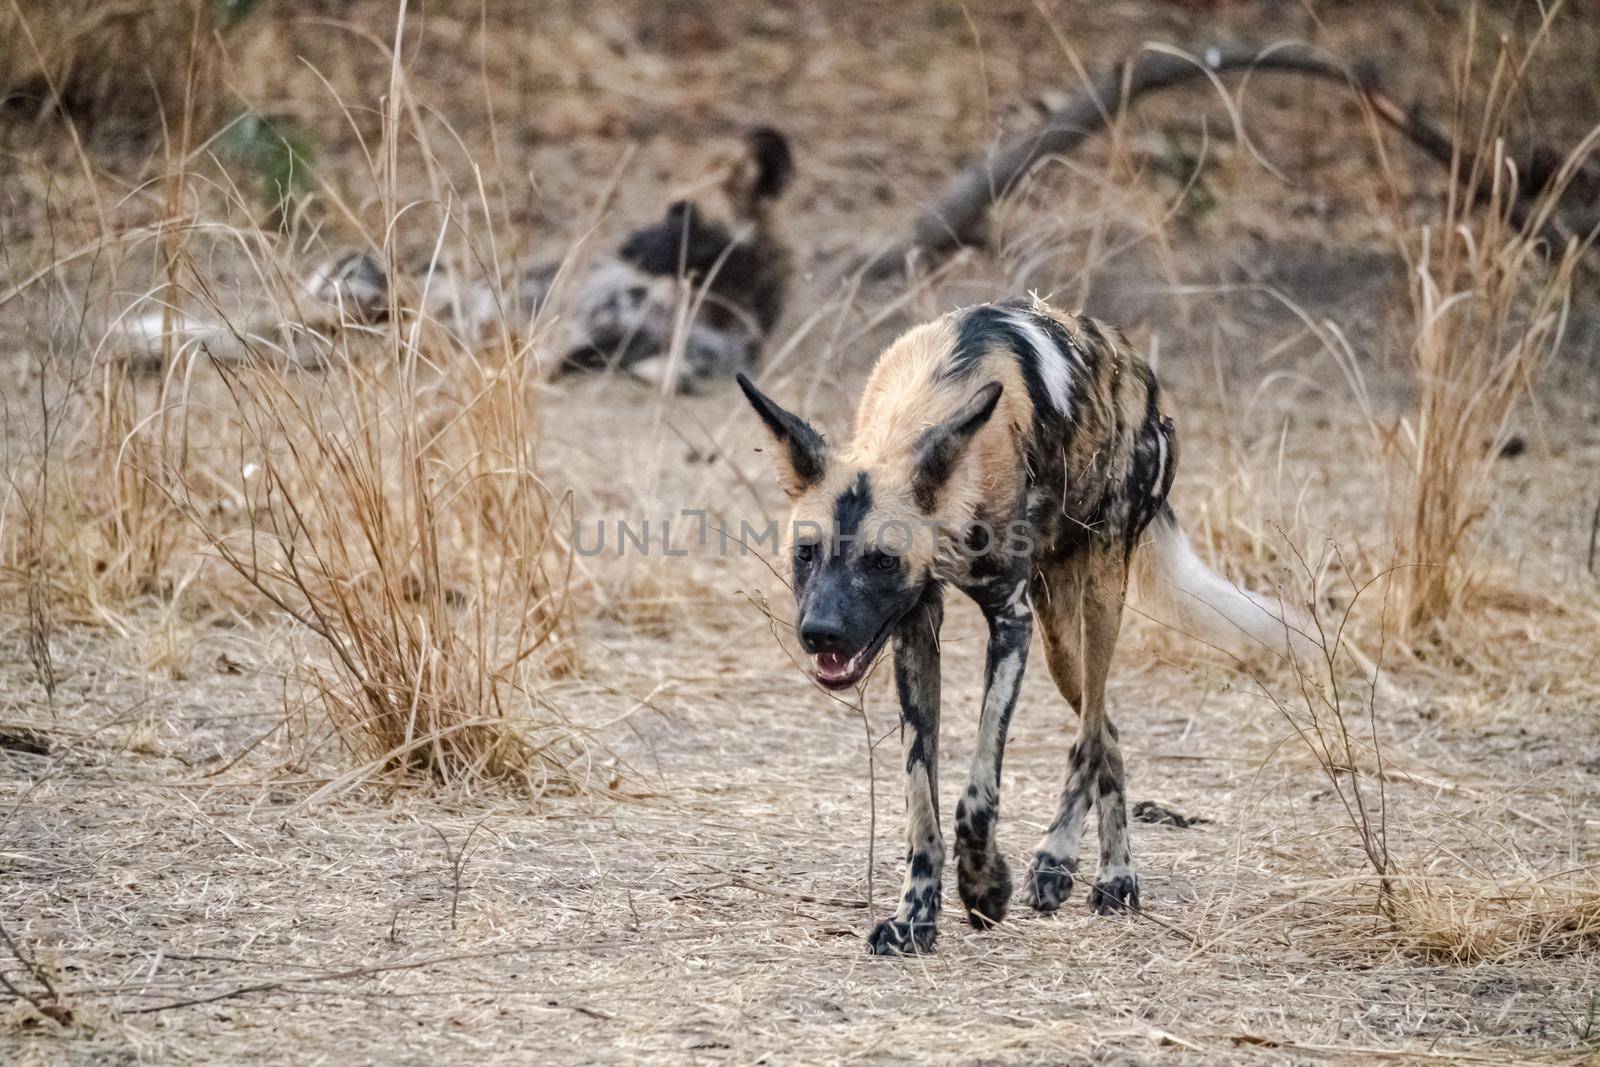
[0, 0, 618, 800]
[166, 330, 587, 797]
[1393, 877, 1600, 964]
[1386, 12, 1599, 637]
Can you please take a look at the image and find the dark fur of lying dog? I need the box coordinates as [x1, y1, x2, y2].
[737, 297, 1308, 955]
[529, 125, 794, 385]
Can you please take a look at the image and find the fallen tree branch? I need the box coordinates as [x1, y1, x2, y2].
[861, 42, 1599, 280]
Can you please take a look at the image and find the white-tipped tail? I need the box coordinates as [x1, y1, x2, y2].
[107, 251, 393, 362]
[1135, 507, 1315, 663]
[118, 309, 239, 348]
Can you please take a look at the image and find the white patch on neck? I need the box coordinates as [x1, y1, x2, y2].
[1003, 309, 1073, 415]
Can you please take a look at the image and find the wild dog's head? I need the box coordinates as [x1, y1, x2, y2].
[736, 373, 1003, 690]
[552, 128, 795, 386]
[617, 126, 794, 337]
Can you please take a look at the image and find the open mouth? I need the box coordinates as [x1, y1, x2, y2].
[810, 630, 893, 691]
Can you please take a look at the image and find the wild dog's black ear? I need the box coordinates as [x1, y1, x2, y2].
[736, 373, 826, 496]
[911, 382, 1003, 511]
[745, 127, 793, 202]
[722, 128, 794, 219]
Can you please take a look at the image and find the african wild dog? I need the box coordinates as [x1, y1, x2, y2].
[595, 125, 794, 383]
[737, 297, 1306, 955]
[116, 128, 794, 388]
[497, 125, 794, 384]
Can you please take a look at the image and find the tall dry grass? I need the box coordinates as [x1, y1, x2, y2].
[1383, 11, 1599, 638]
[0, 1, 607, 801]
[168, 337, 583, 796]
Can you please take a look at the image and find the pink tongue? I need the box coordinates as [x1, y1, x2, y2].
[816, 651, 849, 675]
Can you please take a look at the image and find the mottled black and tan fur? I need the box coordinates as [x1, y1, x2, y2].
[738, 297, 1304, 955]
[551, 125, 794, 384]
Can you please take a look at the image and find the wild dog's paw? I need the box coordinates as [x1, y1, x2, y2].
[867, 917, 937, 956]
[957, 855, 1012, 930]
[1088, 873, 1140, 914]
[1025, 853, 1077, 912]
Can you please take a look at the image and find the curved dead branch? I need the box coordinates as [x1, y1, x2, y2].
[860, 42, 1599, 280]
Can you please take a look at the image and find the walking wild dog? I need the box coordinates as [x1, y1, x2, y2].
[736, 297, 1305, 955]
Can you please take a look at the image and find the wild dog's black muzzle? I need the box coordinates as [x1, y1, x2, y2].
[797, 568, 884, 657]
[798, 609, 850, 655]
[796, 564, 923, 690]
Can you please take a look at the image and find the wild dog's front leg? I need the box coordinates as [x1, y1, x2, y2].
[868, 594, 945, 956]
[954, 578, 1032, 930]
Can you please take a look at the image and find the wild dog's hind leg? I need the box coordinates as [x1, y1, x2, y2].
[954, 575, 1033, 930]
[1027, 548, 1140, 913]
[868, 592, 945, 956]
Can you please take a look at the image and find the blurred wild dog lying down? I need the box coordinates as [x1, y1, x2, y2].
[737, 298, 1309, 956]
[117, 127, 794, 389]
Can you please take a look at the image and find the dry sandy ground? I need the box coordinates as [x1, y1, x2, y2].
[5, 1, 1600, 1063]
[5, 342, 1599, 1063]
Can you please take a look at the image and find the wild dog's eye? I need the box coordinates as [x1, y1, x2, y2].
[794, 541, 819, 564]
[864, 550, 898, 572]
